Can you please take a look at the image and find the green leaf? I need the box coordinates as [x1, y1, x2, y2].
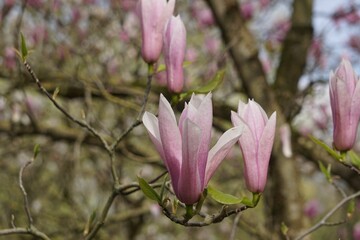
[159, 174, 168, 202]
[173, 69, 226, 103]
[318, 161, 332, 183]
[156, 61, 191, 74]
[281, 222, 289, 236]
[137, 176, 161, 203]
[309, 136, 342, 160]
[52, 87, 60, 100]
[83, 210, 97, 235]
[349, 151, 360, 169]
[20, 33, 28, 61]
[207, 186, 242, 205]
[347, 198, 355, 218]
[33, 144, 40, 159]
[194, 68, 225, 93]
[195, 189, 207, 214]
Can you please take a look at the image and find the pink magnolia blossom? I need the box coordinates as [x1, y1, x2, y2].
[348, 35, 360, 53]
[142, 93, 243, 204]
[205, 36, 220, 56]
[27, 0, 43, 8]
[190, 2, 214, 28]
[231, 99, 276, 193]
[185, 48, 198, 62]
[240, 1, 254, 20]
[3, 47, 16, 70]
[137, 0, 175, 64]
[329, 59, 360, 151]
[354, 222, 360, 240]
[163, 15, 186, 93]
[304, 199, 321, 219]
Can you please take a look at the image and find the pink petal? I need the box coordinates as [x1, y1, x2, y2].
[158, 94, 182, 189]
[142, 112, 165, 160]
[244, 100, 267, 141]
[205, 126, 243, 185]
[237, 100, 247, 116]
[257, 112, 276, 192]
[177, 119, 202, 204]
[186, 93, 213, 187]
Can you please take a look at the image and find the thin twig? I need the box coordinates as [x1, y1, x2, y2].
[0, 227, 51, 240]
[23, 61, 111, 152]
[19, 160, 33, 225]
[294, 190, 360, 240]
[0, 152, 52, 240]
[106, 66, 153, 184]
[229, 213, 241, 240]
[83, 190, 117, 240]
[110, 67, 153, 151]
[331, 179, 347, 198]
[161, 205, 248, 227]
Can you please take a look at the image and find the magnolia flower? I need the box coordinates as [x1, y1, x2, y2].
[143, 93, 243, 204]
[231, 99, 276, 193]
[137, 0, 175, 64]
[354, 222, 360, 240]
[330, 59, 360, 151]
[163, 15, 186, 93]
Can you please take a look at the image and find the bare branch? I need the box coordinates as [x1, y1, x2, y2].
[18, 159, 33, 225]
[23, 60, 111, 152]
[295, 190, 360, 240]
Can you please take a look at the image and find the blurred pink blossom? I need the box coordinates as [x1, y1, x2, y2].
[354, 222, 360, 240]
[332, 6, 360, 25]
[120, 0, 137, 11]
[27, 0, 43, 8]
[82, 0, 95, 4]
[52, 0, 61, 11]
[25, 96, 43, 117]
[5, 0, 15, 6]
[56, 45, 69, 62]
[304, 199, 321, 219]
[107, 58, 119, 75]
[309, 39, 325, 67]
[154, 70, 167, 86]
[240, 1, 254, 20]
[190, 2, 214, 28]
[72, 8, 82, 23]
[272, 19, 291, 43]
[185, 48, 198, 62]
[119, 30, 130, 42]
[122, 13, 139, 39]
[3, 47, 16, 71]
[314, 104, 330, 130]
[349, 35, 360, 53]
[149, 204, 161, 217]
[31, 26, 48, 45]
[205, 36, 220, 56]
[259, 0, 270, 9]
[260, 57, 271, 74]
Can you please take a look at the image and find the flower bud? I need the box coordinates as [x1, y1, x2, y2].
[329, 59, 360, 151]
[137, 0, 175, 64]
[163, 15, 186, 93]
[231, 99, 276, 193]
